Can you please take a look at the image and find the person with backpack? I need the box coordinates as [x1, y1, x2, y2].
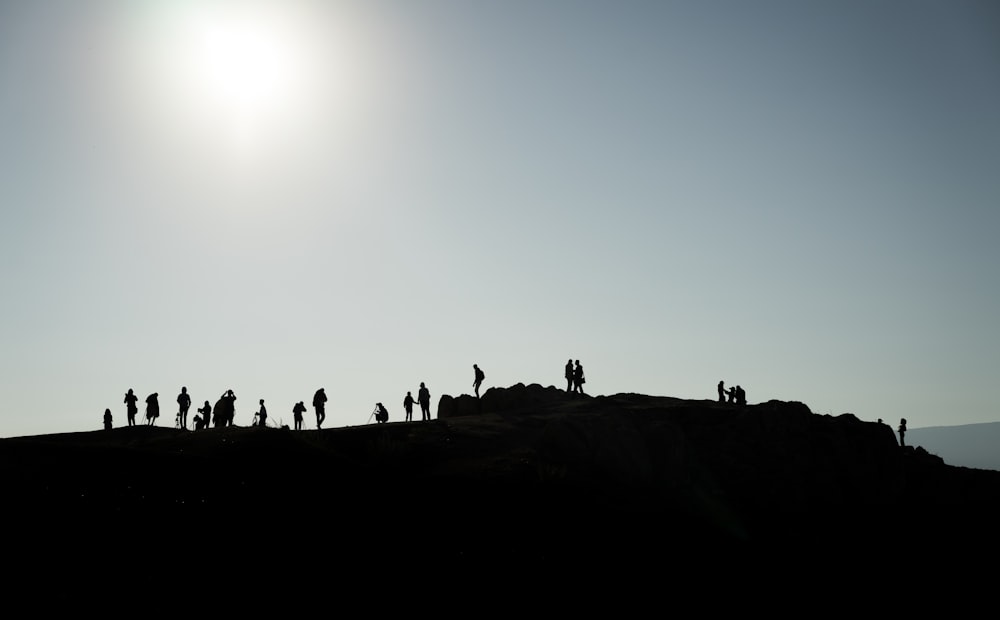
[473, 364, 485, 398]
[145, 393, 160, 425]
[292, 401, 306, 430]
[313, 388, 327, 429]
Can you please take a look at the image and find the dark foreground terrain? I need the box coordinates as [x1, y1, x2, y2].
[3, 384, 999, 596]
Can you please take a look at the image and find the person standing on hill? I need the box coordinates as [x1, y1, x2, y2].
[103, 408, 113, 431]
[403, 391, 416, 422]
[197, 400, 211, 430]
[219, 389, 237, 426]
[124, 389, 138, 427]
[256, 399, 268, 428]
[898, 418, 907, 447]
[418, 382, 431, 421]
[177, 387, 192, 430]
[313, 388, 328, 429]
[473, 364, 485, 398]
[718, 381, 725, 403]
[145, 393, 160, 425]
[565, 359, 574, 392]
[293, 401, 306, 430]
[572, 360, 586, 395]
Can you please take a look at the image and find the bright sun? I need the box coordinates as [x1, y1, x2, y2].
[143, 2, 340, 156]
[186, 10, 299, 127]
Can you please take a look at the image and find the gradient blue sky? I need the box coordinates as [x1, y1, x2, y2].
[1, 0, 998, 437]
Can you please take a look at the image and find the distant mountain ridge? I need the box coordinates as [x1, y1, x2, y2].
[909, 421, 1000, 471]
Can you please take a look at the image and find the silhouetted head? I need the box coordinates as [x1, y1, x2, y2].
[105, 408, 110, 414]
[259, 399, 264, 405]
[127, 388, 133, 395]
[181, 386, 187, 393]
[420, 382, 425, 388]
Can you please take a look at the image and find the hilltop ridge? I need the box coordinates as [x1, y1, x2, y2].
[4, 383, 999, 584]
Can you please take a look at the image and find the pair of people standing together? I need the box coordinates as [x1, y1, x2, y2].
[565, 359, 586, 394]
[402, 383, 433, 422]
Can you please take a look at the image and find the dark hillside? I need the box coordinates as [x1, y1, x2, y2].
[4, 383, 999, 590]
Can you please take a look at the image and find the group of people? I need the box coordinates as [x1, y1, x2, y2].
[109, 359, 586, 432]
[717, 381, 747, 406]
[112, 383, 427, 431]
[114, 387, 329, 431]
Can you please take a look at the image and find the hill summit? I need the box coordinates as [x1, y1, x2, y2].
[4, 383, 999, 582]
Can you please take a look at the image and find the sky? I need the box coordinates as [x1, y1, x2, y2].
[1, 0, 998, 437]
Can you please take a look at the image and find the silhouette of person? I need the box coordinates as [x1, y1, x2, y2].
[193, 414, 204, 430]
[103, 408, 112, 431]
[293, 401, 306, 431]
[418, 382, 431, 421]
[313, 388, 327, 429]
[145, 393, 160, 425]
[256, 399, 267, 428]
[573, 360, 586, 394]
[124, 389, 138, 427]
[177, 387, 192, 430]
[898, 418, 907, 447]
[197, 401, 211, 430]
[726, 386, 736, 404]
[473, 364, 485, 398]
[718, 381, 725, 403]
[375, 402, 389, 424]
[565, 359, 574, 392]
[735, 385, 746, 407]
[403, 391, 415, 422]
[223, 390, 237, 426]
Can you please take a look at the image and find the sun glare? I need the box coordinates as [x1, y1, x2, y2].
[142, 2, 347, 157]
[187, 11, 298, 127]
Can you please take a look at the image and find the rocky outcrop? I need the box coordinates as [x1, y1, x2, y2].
[437, 383, 572, 418]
